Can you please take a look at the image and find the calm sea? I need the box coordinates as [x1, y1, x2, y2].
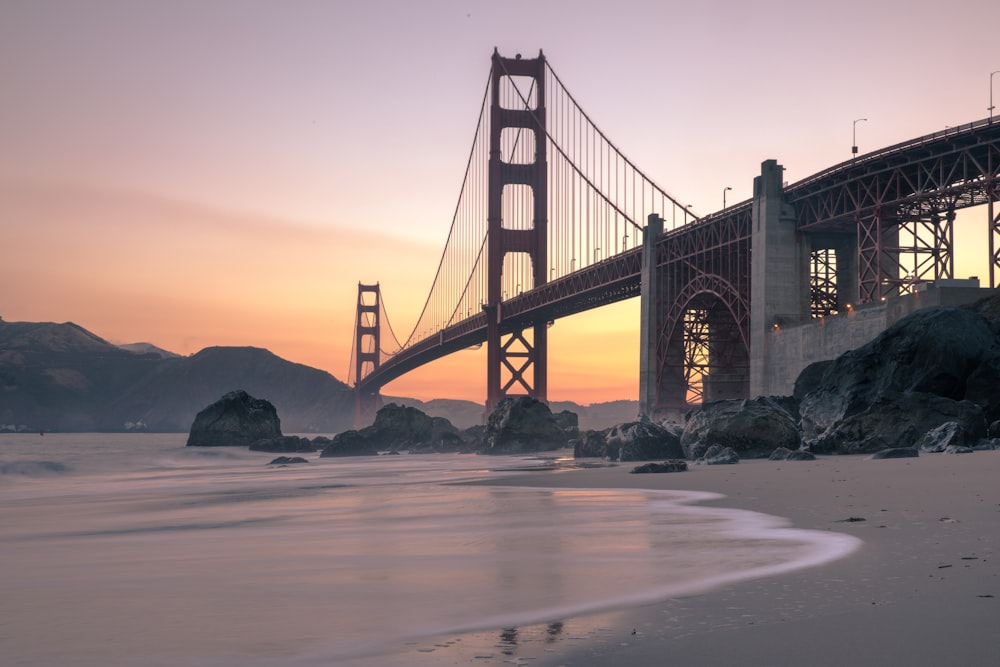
[0, 433, 858, 666]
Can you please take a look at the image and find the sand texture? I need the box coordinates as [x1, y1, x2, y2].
[385, 451, 1000, 666]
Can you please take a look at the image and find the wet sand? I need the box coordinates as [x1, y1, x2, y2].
[389, 451, 1000, 666]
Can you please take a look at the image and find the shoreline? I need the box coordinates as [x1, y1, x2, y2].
[378, 451, 1000, 666]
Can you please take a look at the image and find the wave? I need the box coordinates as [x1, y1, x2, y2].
[0, 460, 72, 476]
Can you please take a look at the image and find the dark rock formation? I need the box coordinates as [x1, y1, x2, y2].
[768, 447, 816, 461]
[699, 445, 739, 465]
[803, 392, 984, 455]
[630, 460, 688, 474]
[481, 396, 572, 455]
[268, 456, 309, 465]
[186, 390, 282, 447]
[681, 397, 800, 459]
[250, 435, 318, 453]
[319, 403, 465, 457]
[870, 447, 919, 459]
[800, 307, 1000, 453]
[574, 429, 610, 458]
[605, 421, 685, 462]
[916, 421, 967, 453]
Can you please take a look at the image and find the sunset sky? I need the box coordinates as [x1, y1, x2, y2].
[2, 1, 998, 404]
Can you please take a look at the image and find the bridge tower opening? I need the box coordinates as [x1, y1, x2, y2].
[485, 49, 548, 413]
[354, 282, 381, 427]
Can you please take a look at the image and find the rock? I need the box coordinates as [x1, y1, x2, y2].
[800, 307, 1000, 447]
[630, 460, 688, 474]
[681, 397, 800, 460]
[943, 445, 974, 454]
[319, 428, 378, 457]
[319, 403, 465, 457]
[268, 456, 308, 465]
[605, 421, 684, 462]
[769, 447, 816, 461]
[574, 429, 610, 458]
[870, 447, 919, 459]
[186, 390, 282, 447]
[804, 392, 983, 455]
[250, 435, 317, 453]
[916, 421, 967, 453]
[700, 444, 739, 465]
[481, 396, 572, 455]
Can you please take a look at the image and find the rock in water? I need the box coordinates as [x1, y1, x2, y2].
[605, 420, 685, 462]
[482, 396, 571, 455]
[186, 390, 282, 447]
[630, 460, 688, 474]
[681, 397, 800, 459]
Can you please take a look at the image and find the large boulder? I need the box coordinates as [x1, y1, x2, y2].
[804, 392, 984, 455]
[250, 435, 318, 453]
[681, 397, 800, 459]
[800, 307, 1000, 440]
[482, 396, 572, 455]
[319, 403, 464, 457]
[186, 390, 282, 447]
[605, 420, 685, 462]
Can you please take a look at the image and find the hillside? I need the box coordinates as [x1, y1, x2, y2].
[0, 320, 355, 433]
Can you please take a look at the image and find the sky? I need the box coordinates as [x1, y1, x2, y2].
[2, 0, 998, 405]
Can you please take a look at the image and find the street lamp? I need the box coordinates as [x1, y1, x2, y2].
[990, 70, 1000, 124]
[723, 186, 732, 209]
[852, 118, 867, 157]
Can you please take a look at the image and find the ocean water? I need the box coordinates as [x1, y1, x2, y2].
[0, 433, 859, 666]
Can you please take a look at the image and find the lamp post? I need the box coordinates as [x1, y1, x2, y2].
[990, 70, 1000, 124]
[852, 118, 867, 157]
[723, 186, 732, 209]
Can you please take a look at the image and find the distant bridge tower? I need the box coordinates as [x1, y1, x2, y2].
[354, 282, 381, 426]
[484, 50, 548, 413]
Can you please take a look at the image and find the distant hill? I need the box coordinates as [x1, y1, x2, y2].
[390, 395, 640, 431]
[0, 319, 639, 434]
[0, 320, 355, 433]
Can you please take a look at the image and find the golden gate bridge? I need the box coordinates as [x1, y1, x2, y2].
[348, 49, 1000, 425]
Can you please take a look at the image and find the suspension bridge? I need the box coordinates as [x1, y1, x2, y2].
[349, 49, 1000, 425]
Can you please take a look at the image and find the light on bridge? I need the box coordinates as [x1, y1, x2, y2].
[991, 70, 1000, 124]
[852, 118, 867, 157]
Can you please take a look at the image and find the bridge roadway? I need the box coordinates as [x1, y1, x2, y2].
[359, 118, 1000, 397]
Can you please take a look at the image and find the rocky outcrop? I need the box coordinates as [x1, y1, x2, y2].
[803, 392, 984, 455]
[768, 447, 816, 461]
[604, 420, 685, 462]
[800, 307, 1000, 453]
[480, 396, 574, 455]
[268, 456, 309, 465]
[186, 390, 282, 447]
[319, 403, 465, 457]
[249, 435, 318, 453]
[630, 460, 688, 474]
[699, 445, 739, 465]
[916, 421, 967, 453]
[681, 397, 800, 459]
[870, 447, 919, 459]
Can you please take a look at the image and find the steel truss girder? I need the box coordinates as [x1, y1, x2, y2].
[810, 248, 839, 317]
[651, 206, 751, 408]
[791, 120, 1000, 232]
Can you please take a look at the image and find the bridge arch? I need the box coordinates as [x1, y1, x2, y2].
[658, 272, 749, 411]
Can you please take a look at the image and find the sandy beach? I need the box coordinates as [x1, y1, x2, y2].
[385, 450, 1000, 666]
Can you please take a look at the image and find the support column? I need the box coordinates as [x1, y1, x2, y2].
[639, 214, 664, 418]
[750, 160, 809, 397]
